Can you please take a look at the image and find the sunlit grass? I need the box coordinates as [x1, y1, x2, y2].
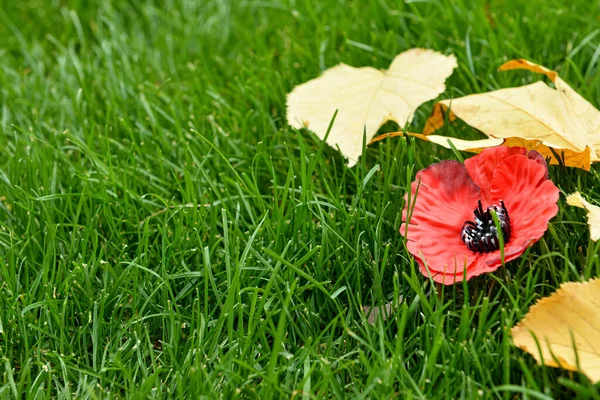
[1, 0, 600, 397]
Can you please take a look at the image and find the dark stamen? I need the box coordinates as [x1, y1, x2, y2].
[461, 200, 511, 253]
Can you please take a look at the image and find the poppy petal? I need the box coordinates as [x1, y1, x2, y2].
[401, 160, 481, 283]
[489, 154, 559, 254]
[416, 259, 467, 284]
[464, 147, 528, 204]
[526, 150, 549, 179]
[465, 147, 549, 204]
[446, 152, 556, 282]
[464, 241, 532, 281]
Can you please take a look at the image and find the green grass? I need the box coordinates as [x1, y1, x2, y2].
[1, 0, 600, 398]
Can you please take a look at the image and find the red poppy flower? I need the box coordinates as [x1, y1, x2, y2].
[400, 146, 559, 285]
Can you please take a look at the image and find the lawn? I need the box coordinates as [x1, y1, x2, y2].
[1, 0, 600, 398]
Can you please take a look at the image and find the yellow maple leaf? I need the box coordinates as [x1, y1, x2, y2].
[420, 59, 600, 170]
[566, 192, 600, 241]
[286, 49, 457, 166]
[511, 279, 600, 383]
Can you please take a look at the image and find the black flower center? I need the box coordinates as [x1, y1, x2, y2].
[461, 200, 511, 253]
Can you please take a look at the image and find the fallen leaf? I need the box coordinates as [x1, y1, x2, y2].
[566, 192, 600, 241]
[369, 130, 504, 151]
[286, 49, 457, 166]
[362, 299, 398, 324]
[371, 131, 592, 170]
[511, 279, 600, 383]
[421, 59, 600, 170]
